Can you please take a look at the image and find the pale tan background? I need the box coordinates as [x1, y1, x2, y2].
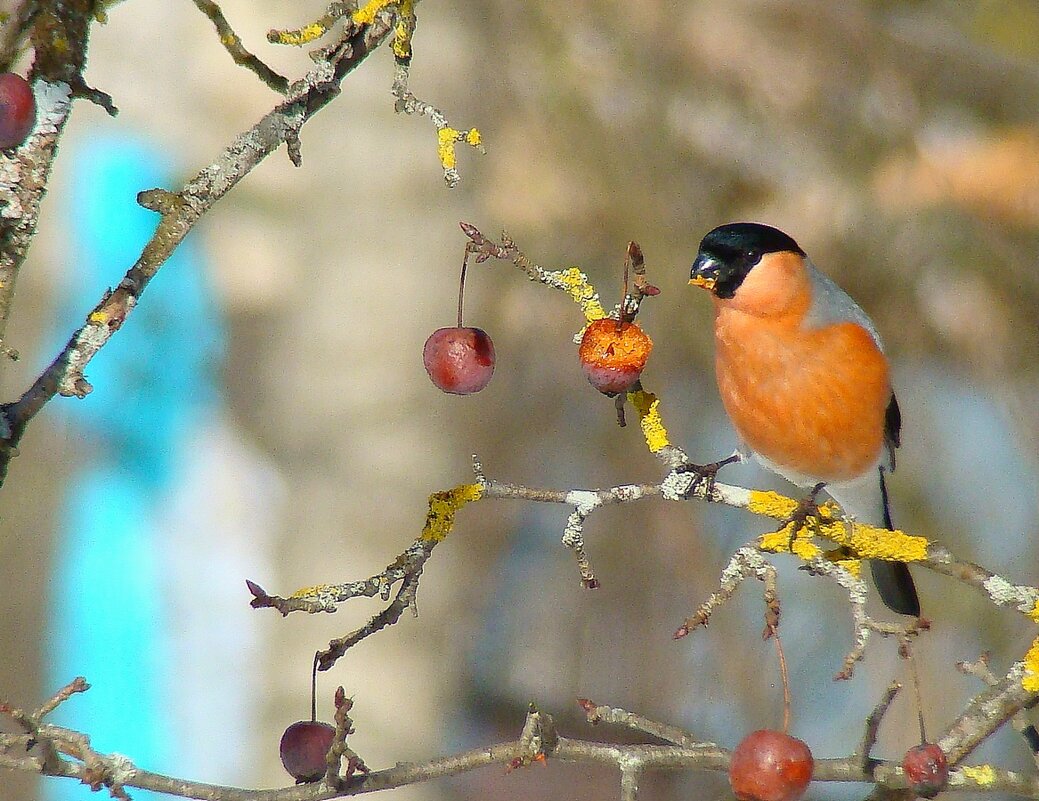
[3, 2, 1039, 800]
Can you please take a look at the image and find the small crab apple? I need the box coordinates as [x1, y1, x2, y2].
[577, 241, 656, 396]
[423, 326, 495, 394]
[578, 317, 652, 395]
[280, 720, 335, 783]
[0, 73, 35, 149]
[280, 659, 336, 784]
[729, 729, 814, 801]
[902, 742, 948, 798]
[423, 235, 495, 395]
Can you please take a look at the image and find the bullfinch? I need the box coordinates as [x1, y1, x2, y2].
[688, 222, 920, 617]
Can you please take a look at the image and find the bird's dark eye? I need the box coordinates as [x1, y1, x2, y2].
[745, 250, 761, 263]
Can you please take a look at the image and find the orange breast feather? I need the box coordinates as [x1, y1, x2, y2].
[714, 307, 891, 482]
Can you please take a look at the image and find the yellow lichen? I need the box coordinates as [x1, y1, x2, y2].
[88, 311, 108, 325]
[1023, 636, 1039, 692]
[437, 127, 460, 169]
[269, 22, 328, 46]
[1030, 598, 1039, 623]
[759, 528, 823, 560]
[555, 267, 605, 321]
[840, 523, 929, 562]
[392, 0, 415, 59]
[746, 490, 801, 520]
[746, 489, 929, 564]
[628, 390, 670, 453]
[289, 583, 335, 599]
[817, 547, 864, 576]
[353, 0, 396, 25]
[436, 128, 483, 171]
[421, 483, 484, 542]
[961, 765, 997, 786]
[792, 538, 823, 560]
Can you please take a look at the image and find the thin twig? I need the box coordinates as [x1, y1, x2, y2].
[858, 682, 902, 767]
[192, 0, 290, 92]
[576, 699, 717, 750]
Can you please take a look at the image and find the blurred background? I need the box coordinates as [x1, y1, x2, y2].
[2, 1, 1039, 799]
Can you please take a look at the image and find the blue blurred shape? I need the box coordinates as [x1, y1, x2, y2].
[54, 133, 223, 487]
[46, 131, 224, 800]
[50, 468, 168, 759]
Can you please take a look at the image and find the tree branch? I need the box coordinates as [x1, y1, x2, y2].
[7, 689, 1039, 799]
[0, 5, 401, 486]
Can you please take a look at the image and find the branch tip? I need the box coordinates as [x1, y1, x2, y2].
[191, 0, 290, 91]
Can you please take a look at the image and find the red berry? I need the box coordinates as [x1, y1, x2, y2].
[902, 742, 948, 798]
[423, 326, 495, 395]
[729, 729, 814, 801]
[279, 720, 335, 783]
[0, 73, 36, 149]
[578, 318, 652, 395]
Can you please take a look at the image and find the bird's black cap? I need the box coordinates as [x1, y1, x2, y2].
[691, 223, 804, 299]
[699, 222, 804, 258]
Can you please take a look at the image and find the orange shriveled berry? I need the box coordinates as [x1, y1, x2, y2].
[578, 318, 652, 395]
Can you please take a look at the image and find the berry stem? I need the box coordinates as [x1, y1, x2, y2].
[905, 643, 927, 744]
[618, 247, 630, 333]
[774, 632, 791, 735]
[310, 653, 319, 723]
[457, 244, 474, 328]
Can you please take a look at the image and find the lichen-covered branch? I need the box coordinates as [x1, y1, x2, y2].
[940, 660, 1039, 765]
[252, 445, 1039, 691]
[460, 222, 609, 324]
[0, 1, 100, 361]
[265, 0, 483, 185]
[958, 654, 1039, 762]
[0, 78, 72, 361]
[393, 62, 484, 187]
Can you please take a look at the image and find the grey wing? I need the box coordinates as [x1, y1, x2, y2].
[803, 259, 884, 351]
[804, 258, 898, 471]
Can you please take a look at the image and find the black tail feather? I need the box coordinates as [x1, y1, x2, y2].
[870, 560, 920, 617]
[874, 467, 921, 617]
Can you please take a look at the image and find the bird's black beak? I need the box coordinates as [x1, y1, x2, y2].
[689, 252, 720, 292]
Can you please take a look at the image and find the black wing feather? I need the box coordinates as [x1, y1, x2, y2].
[884, 393, 901, 471]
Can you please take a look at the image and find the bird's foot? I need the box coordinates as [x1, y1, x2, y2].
[779, 482, 828, 550]
[674, 452, 743, 500]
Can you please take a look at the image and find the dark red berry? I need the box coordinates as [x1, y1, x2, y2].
[729, 729, 814, 801]
[902, 742, 948, 798]
[423, 326, 495, 395]
[279, 720, 335, 783]
[578, 318, 652, 395]
[0, 73, 35, 149]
